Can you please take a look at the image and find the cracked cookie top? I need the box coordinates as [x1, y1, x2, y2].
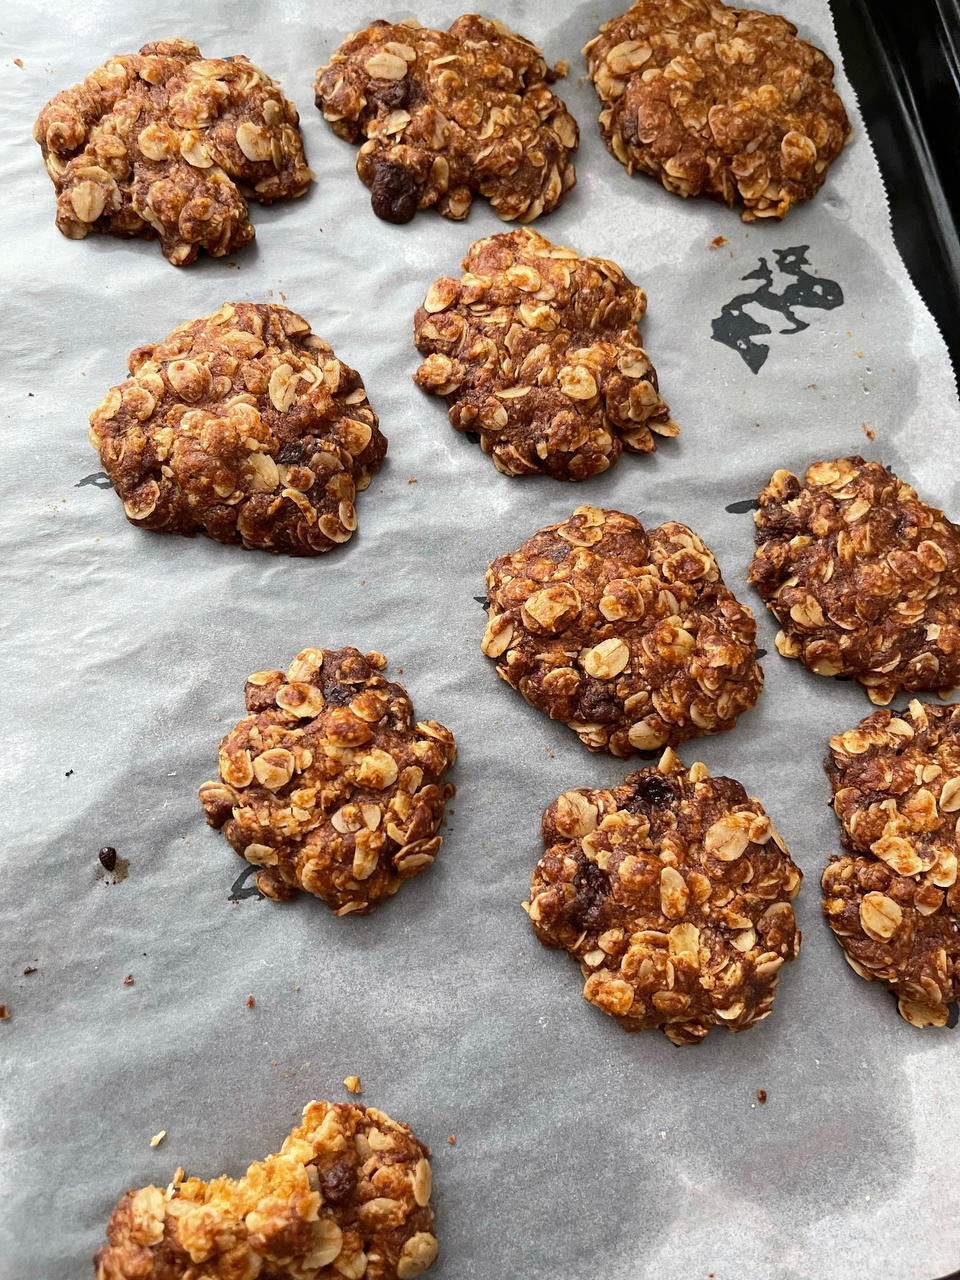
[413, 228, 676, 480]
[483, 506, 762, 756]
[527, 748, 801, 1044]
[94, 1100, 437, 1280]
[89, 303, 386, 556]
[200, 647, 456, 913]
[584, 0, 850, 220]
[35, 38, 312, 264]
[315, 15, 577, 224]
[822, 699, 960, 1029]
[750, 457, 960, 704]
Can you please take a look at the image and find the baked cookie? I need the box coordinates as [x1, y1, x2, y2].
[483, 506, 762, 755]
[750, 457, 960, 704]
[527, 747, 801, 1043]
[315, 15, 577, 224]
[584, 0, 850, 220]
[822, 700, 960, 1028]
[199, 647, 456, 913]
[34, 39, 311, 265]
[413, 228, 677, 480]
[94, 1099, 437, 1280]
[89, 303, 386, 555]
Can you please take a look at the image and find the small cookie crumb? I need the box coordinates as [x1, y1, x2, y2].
[123, 974, 135, 986]
[343, 1075, 362, 1094]
[246, 995, 256, 1008]
[0, 1005, 10, 1021]
[756, 1088, 767, 1103]
[408, 477, 418, 484]
[448, 1133, 456, 1145]
[23, 967, 37, 976]
[150, 1130, 166, 1148]
[861, 422, 875, 440]
[710, 236, 728, 248]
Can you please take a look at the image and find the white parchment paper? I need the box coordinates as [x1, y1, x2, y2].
[1, 3, 959, 1277]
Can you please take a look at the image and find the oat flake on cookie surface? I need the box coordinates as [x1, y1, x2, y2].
[89, 303, 386, 555]
[315, 15, 577, 224]
[200, 647, 456, 914]
[527, 747, 802, 1043]
[413, 228, 677, 480]
[35, 38, 312, 264]
[584, 0, 850, 220]
[94, 1099, 438, 1279]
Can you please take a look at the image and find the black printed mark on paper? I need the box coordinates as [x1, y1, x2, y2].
[711, 247, 843, 373]
[230, 863, 265, 902]
[75, 471, 112, 489]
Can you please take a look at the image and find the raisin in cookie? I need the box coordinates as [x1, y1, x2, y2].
[750, 457, 960, 704]
[35, 39, 311, 265]
[315, 15, 577, 224]
[822, 700, 960, 1028]
[95, 1100, 437, 1280]
[413, 228, 677, 480]
[483, 506, 762, 755]
[527, 748, 801, 1043]
[584, 0, 850, 220]
[199, 647, 456, 913]
[89, 303, 386, 555]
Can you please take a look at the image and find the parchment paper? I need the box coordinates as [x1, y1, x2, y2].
[2, 3, 958, 1277]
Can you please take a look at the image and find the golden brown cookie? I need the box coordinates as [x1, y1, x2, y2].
[584, 0, 850, 220]
[527, 748, 802, 1043]
[89, 303, 386, 555]
[199, 647, 456, 913]
[822, 700, 960, 1028]
[315, 15, 577, 223]
[750, 457, 960, 704]
[413, 228, 677, 480]
[483, 506, 762, 755]
[34, 38, 312, 265]
[94, 1100, 437, 1280]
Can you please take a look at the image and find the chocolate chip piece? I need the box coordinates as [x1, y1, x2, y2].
[317, 1158, 357, 1204]
[99, 846, 118, 871]
[369, 161, 418, 224]
[275, 440, 306, 464]
[572, 860, 610, 929]
[371, 78, 409, 110]
[23, 967, 37, 976]
[631, 774, 677, 808]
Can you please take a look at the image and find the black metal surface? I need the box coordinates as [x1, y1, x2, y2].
[829, 0, 960, 386]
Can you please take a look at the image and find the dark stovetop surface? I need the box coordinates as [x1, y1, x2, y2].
[830, 0, 960, 390]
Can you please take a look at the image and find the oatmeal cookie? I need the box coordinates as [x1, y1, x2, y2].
[199, 647, 456, 913]
[315, 15, 577, 224]
[822, 700, 960, 1028]
[750, 457, 960, 704]
[94, 1099, 437, 1280]
[413, 228, 677, 480]
[527, 747, 801, 1043]
[34, 38, 311, 265]
[483, 506, 762, 755]
[584, 0, 850, 220]
[89, 303, 386, 555]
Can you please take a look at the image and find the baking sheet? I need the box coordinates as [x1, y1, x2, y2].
[1, 3, 959, 1277]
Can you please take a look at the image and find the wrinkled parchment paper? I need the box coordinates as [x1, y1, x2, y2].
[2, 3, 958, 1277]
